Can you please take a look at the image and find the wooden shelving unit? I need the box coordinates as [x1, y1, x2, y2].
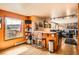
[24, 16, 32, 44]
[25, 23, 32, 44]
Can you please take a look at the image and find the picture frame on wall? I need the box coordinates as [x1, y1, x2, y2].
[0, 17, 2, 29]
[49, 24, 51, 28]
[39, 22, 43, 27]
[44, 23, 48, 28]
[35, 22, 39, 31]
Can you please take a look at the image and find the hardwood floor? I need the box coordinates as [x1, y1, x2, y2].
[0, 38, 78, 55]
[55, 38, 78, 55]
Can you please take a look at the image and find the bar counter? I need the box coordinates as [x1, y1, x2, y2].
[42, 32, 58, 51]
[32, 31, 58, 51]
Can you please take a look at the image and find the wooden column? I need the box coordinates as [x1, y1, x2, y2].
[78, 4, 79, 54]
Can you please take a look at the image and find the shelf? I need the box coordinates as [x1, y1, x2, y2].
[24, 22, 32, 41]
[25, 31, 32, 33]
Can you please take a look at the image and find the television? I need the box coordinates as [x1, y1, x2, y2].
[25, 20, 32, 24]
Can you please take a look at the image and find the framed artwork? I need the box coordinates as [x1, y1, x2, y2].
[35, 22, 39, 31]
[39, 22, 43, 27]
[49, 24, 51, 28]
[0, 17, 2, 29]
[34, 22, 44, 31]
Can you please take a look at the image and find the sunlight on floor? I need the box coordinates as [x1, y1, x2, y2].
[0, 45, 29, 55]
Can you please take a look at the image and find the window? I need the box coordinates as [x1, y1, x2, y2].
[5, 17, 24, 40]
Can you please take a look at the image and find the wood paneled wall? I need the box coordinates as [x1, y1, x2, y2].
[0, 9, 27, 50]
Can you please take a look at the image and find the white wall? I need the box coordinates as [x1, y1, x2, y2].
[51, 17, 77, 30]
[51, 17, 77, 24]
[31, 16, 50, 32]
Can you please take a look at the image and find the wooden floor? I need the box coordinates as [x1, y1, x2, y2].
[0, 38, 78, 55]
